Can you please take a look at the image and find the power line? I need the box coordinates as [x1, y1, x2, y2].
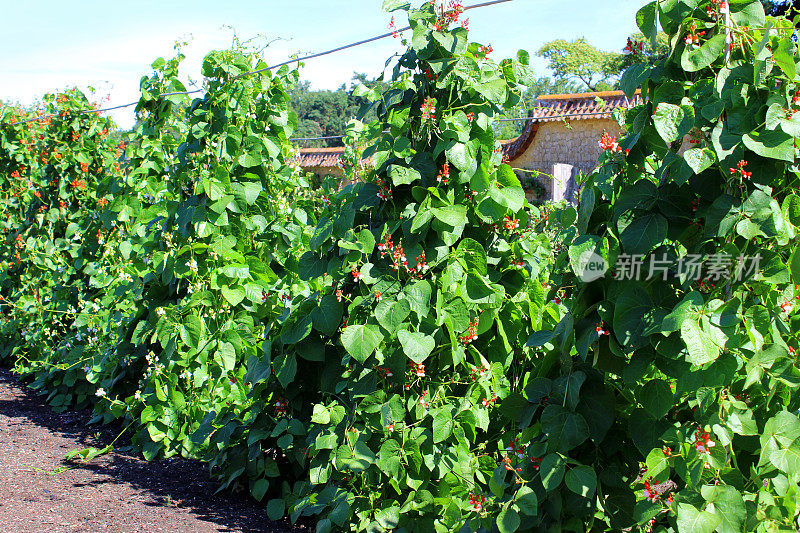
[1, 0, 514, 126]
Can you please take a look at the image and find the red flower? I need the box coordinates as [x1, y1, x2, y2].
[599, 131, 621, 152]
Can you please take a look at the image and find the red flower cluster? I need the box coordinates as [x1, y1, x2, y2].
[642, 478, 660, 502]
[376, 177, 392, 200]
[684, 22, 706, 46]
[411, 361, 425, 377]
[374, 365, 393, 378]
[80, 162, 89, 173]
[506, 437, 525, 459]
[436, 162, 450, 184]
[97, 198, 108, 207]
[274, 397, 289, 417]
[459, 320, 478, 345]
[433, 0, 464, 31]
[419, 390, 430, 408]
[351, 267, 364, 282]
[530, 456, 541, 469]
[466, 112, 475, 122]
[623, 37, 644, 54]
[504, 216, 519, 230]
[478, 44, 493, 56]
[70, 178, 86, 189]
[423, 66, 438, 82]
[694, 427, 715, 453]
[388, 16, 400, 39]
[470, 364, 487, 381]
[511, 259, 524, 269]
[729, 159, 752, 180]
[468, 492, 485, 511]
[707, 0, 728, 18]
[599, 131, 621, 152]
[595, 321, 610, 336]
[336, 289, 343, 302]
[421, 97, 436, 121]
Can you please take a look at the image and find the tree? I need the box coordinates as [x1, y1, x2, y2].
[290, 72, 381, 148]
[494, 76, 581, 140]
[536, 38, 622, 91]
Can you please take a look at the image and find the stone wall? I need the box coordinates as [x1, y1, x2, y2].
[510, 118, 623, 203]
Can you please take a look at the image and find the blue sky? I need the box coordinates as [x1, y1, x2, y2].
[1, 0, 645, 128]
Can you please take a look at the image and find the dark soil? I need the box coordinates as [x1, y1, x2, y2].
[0, 368, 308, 533]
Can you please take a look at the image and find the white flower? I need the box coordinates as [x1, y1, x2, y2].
[95, 388, 106, 398]
[156, 308, 166, 317]
[134, 390, 142, 400]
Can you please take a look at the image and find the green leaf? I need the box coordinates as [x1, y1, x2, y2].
[640, 379, 673, 419]
[221, 285, 245, 307]
[388, 164, 421, 186]
[251, 479, 269, 502]
[619, 213, 667, 255]
[397, 330, 435, 364]
[700, 485, 745, 533]
[681, 320, 720, 366]
[335, 441, 375, 471]
[382, 0, 410, 12]
[636, 2, 658, 42]
[676, 503, 722, 533]
[540, 405, 589, 452]
[266, 499, 285, 520]
[497, 508, 520, 533]
[540, 453, 565, 491]
[683, 147, 715, 174]
[681, 34, 725, 72]
[341, 325, 383, 364]
[433, 408, 454, 443]
[282, 314, 312, 344]
[743, 128, 795, 162]
[514, 486, 538, 516]
[311, 295, 343, 337]
[216, 342, 236, 372]
[375, 300, 411, 334]
[565, 465, 597, 498]
[653, 102, 693, 144]
[433, 205, 467, 227]
[180, 314, 203, 348]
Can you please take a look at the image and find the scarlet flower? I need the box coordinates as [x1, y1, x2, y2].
[466, 112, 475, 122]
[599, 131, 621, 152]
[387, 423, 395, 432]
[436, 162, 450, 184]
[70, 178, 86, 190]
[595, 321, 610, 336]
[459, 320, 479, 345]
[468, 492, 485, 511]
[729, 159, 752, 180]
[684, 22, 706, 46]
[694, 427, 715, 453]
[420, 97, 437, 121]
[351, 268, 363, 282]
[504, 216, 519, 230]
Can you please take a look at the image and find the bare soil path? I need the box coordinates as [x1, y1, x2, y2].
[0, 368, 306, 533]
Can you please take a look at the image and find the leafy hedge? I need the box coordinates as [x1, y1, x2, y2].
[2, 0, 800, 531]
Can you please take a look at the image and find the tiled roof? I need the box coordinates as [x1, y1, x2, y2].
[295, 91, 643, 169]
[502, 90, 643, 161]
[294, 147, 346, 169]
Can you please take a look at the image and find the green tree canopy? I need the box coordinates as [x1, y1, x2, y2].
[536, 38, 622, 91]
